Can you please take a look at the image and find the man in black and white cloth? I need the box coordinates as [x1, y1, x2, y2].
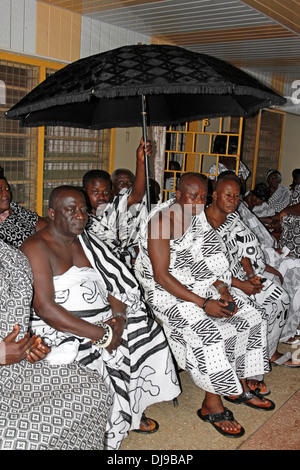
[21, 185, 180, 450]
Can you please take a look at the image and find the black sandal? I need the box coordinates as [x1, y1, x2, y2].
[132, 414, 159, 434]
[224, 389, 275, 411]
[197, 408, 245, 438]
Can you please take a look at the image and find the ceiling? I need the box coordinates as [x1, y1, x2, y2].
[39, 0, 300, 113]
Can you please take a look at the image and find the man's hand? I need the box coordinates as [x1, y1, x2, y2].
[0, 325, 37, 365]
[137, 138, 152, 162]
[201, 299, 237, 318]
[240, 276, 263, 295]
[26, 336, 51, 364]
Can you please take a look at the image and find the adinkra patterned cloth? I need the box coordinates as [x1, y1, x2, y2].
[208, 160, 250, 180]
[0, 202, 38, 248]
[0, 239, 111, 450]
[135, 200, 270, 397]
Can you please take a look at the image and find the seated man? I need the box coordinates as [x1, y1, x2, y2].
[206, 174, 297, 393]
[207, 135, 250, 195]
[21, 185, 180, 451]
[83, 138, 151, 267]
[0, 239, 111, 450]
[135, 172, 274, 439]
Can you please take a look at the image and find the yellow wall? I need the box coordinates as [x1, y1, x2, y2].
[36, 2, 81, 62]
[114, 128, 142, 174]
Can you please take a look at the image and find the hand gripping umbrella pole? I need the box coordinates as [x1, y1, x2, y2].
[141, 94, 151, 212]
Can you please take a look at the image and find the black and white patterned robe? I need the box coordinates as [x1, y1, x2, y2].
[87, 188, 147, 267]
[135, 201, 270, 397]
[279, 184, 300, 258]
[0, 202, 38, 248]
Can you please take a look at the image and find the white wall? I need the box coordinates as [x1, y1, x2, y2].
[80, 16, 151, 58]
[0, 0, 36, 55]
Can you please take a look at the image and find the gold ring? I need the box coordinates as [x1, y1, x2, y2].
[26, 349, 30, 355]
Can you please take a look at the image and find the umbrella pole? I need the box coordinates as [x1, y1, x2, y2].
[141, 94, 151, 212]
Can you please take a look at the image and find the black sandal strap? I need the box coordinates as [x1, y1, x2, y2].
[206, 408, 234, 424]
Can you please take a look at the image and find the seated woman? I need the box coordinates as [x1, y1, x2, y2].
[0, 239, 111, 450]
[239, 177, 300, 346]
[0, 170, 47, 247]
[205, 174, 298, 395]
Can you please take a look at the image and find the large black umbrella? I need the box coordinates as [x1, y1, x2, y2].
[6, 44, 286, 208]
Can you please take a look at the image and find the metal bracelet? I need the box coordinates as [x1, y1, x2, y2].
[113, 312, 127, 325]
[216, 282, 229, 292]
[202, 298, 210, 311]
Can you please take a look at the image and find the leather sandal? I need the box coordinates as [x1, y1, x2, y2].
[224, 389, 275, 411]
[247, 379, 270, 396]
[197, 408, 245, 438]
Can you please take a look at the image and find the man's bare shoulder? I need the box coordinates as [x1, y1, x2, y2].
[21, 227, 51, 257]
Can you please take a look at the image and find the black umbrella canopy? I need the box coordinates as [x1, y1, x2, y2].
[6, 44, 286, 129]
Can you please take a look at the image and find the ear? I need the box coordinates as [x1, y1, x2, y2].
[212, 191, 217, 201]
[175, 190, 181, 200]
[48, 207, 55, 220]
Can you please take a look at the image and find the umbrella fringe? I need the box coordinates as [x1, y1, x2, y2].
[8, 85, 282, 118]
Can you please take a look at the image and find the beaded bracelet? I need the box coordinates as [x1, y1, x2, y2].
[92, 322, 113, 348]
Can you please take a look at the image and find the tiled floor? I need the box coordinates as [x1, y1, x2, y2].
[120, 343, 300, 451]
